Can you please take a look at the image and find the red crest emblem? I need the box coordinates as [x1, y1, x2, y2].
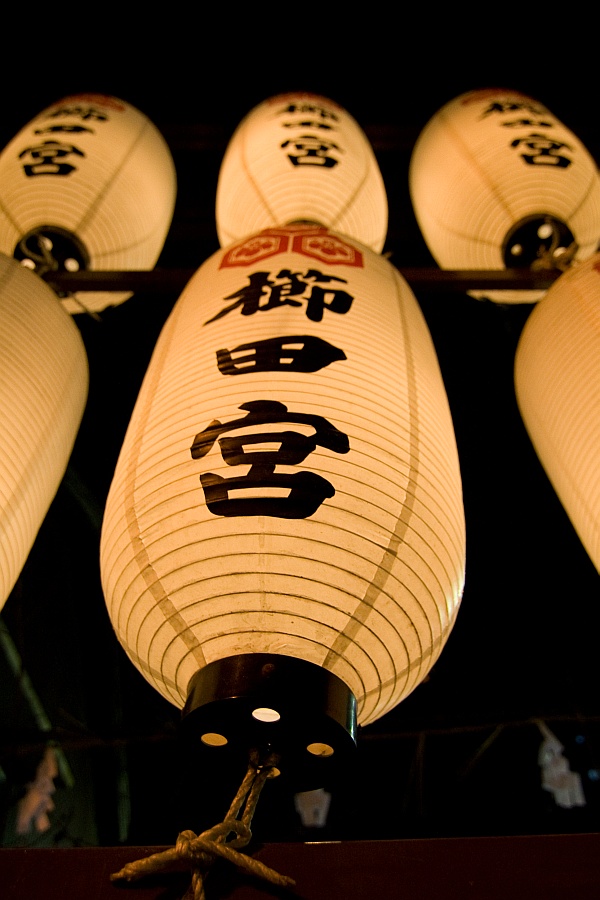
[220, 226, 364, 268]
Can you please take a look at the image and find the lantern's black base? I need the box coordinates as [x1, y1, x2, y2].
[14, 225, 89, 292]
[502, 214, 575, 270]
[180, 654, 357, 792]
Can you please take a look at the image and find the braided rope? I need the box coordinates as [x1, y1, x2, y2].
[110, 750, 295, 898]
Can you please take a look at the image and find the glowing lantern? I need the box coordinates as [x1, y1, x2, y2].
[215, 92, 388, 253]
[100, 225, 465, 787]
[0, 93, 177, 315]
[0, 253, 88, 610]
[409, 87, 600, 304]
[514, 252, 600, 571]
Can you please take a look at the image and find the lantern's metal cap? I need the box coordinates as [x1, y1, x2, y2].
[181, 654, 357, 792]
[14, 225, 89, 292]
[502, 214, 575, 272]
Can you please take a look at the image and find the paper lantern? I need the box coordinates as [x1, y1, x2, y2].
[0, 253, 89, 610]
[409, 88, 600, 304]
[514, 252, 600, 571]
[100, 224, 465, 786]
[0, 93, 177, 315]
[215, 92, 388, 253]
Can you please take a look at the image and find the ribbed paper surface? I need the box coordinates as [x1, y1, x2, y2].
[100, 226, 465, 726]
[515, 252, 600, 570]
[0, 254, 88, 608]
[216, 93, 388, 253]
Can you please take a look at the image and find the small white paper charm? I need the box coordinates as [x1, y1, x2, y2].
[538, 721, 586, 809]
[294, 788, 332, 828]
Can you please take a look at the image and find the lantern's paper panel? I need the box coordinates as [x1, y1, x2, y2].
[514, 253, 600, 571]
[215, 92, 388, 253]
[409, 88, 600, 304]
[100, 226, 465, 727]
[0, 93, 177, 314]
[0, 254, 89, 610]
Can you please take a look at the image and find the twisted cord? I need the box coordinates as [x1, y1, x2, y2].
[110, 750, 295, 899]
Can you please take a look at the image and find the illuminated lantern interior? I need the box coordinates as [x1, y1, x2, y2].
[514, 252, 600, 571]
[0, 93, 177, 315]
[409, 87, 600, 304]
[215, 92, 388, 253]
[0, 253, 89, 610]
[100, 225, 466, 788]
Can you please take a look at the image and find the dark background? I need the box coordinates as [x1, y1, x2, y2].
[0, 29, 599, 850]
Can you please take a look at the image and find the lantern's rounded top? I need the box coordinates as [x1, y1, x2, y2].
[181, 654, 357, 792]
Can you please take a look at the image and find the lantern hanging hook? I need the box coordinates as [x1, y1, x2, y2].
[531, 217, 579, 273]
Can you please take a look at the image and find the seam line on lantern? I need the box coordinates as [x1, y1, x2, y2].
[435, 107, 519, 236]
[73, 119, 152, 236]
[322, 268, 425, 710]
[122, 296, 207, 679]
[0, 193, 26, 237]
[237, 124, 280, 227]
[329, 150, 382, 242]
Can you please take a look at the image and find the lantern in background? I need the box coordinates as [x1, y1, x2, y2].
[409, 88, 600, 304]
[514, 253, 600, 572]
[0, 93, 177, 315]
[0, 254, 88, 611]
[100, 224, 465, 788]
[215, 92, 388, 253]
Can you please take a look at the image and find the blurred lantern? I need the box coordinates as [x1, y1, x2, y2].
[100, 224, 465, 790]
[215, 92, 388, 253]
[0, 253, 88, 611]
[409, 87, 600, 304]
[514, 252, 600, 572]
[0, 93, 176, 315]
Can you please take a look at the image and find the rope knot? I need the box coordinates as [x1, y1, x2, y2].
[110, 751, 295, 898]
[175, 829, 199, 860]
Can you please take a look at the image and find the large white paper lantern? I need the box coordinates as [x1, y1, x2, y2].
[514, 252, 600, 571]
[0, 253, 89, 610]
[215, 92, 388, 253]
[409, 88, 600, 304]
[0, 93, 177, 315]
[100, 224, 465, 785]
